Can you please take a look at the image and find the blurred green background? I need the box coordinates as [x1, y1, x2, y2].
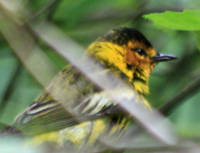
[1, 0, 200, 147]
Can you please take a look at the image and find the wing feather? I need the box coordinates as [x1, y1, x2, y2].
[14, 66, 121, 135]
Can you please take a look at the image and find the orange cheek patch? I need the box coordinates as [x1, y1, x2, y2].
[126, 50, 139, 66]
[125, 49, 151, 69]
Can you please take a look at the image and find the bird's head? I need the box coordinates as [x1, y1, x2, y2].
[87, 27, 176, 95]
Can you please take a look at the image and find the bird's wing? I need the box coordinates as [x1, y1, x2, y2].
[13, 66, 123, 135]
[14, 95, 120, 136]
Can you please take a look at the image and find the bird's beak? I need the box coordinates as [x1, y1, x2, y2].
[151, 53, 177, 62]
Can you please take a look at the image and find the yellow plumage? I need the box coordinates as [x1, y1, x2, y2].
[5, 27, 176, 152]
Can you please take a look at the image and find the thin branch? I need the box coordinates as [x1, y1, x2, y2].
[159, 76, 200, 116]
[30, 0, 62, 20]
[47, 0, 62, 21]
[0, 61, 22, 119]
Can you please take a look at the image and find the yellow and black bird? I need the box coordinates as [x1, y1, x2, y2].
[4, 27, 176, 152]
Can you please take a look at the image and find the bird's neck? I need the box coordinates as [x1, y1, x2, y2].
[87, 41, 150, 95]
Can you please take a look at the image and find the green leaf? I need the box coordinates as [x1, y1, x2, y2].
[143, 10, 200, 31]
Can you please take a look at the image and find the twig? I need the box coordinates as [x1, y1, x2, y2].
[159, 77, 200, 116]
[31, 0, 62, 20]
[0, 62, 22, 119]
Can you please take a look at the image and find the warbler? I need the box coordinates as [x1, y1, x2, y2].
[4, 27, 176, 152]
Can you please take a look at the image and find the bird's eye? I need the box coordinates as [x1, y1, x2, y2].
[131, 48, 147, 56]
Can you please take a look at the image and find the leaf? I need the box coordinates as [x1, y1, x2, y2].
[143, 10, 200, 31]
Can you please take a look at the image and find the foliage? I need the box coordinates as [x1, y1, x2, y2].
[144, 10, 200, 31]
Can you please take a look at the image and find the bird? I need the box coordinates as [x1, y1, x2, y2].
[3, 27, 176, 152]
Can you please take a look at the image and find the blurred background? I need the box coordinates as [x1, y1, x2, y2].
[0, 0, 200, 152]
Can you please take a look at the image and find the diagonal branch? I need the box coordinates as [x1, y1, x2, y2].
[0, 62, 22, 119]
[31, 0, 62, 20]
[159, 76, 200, 116]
